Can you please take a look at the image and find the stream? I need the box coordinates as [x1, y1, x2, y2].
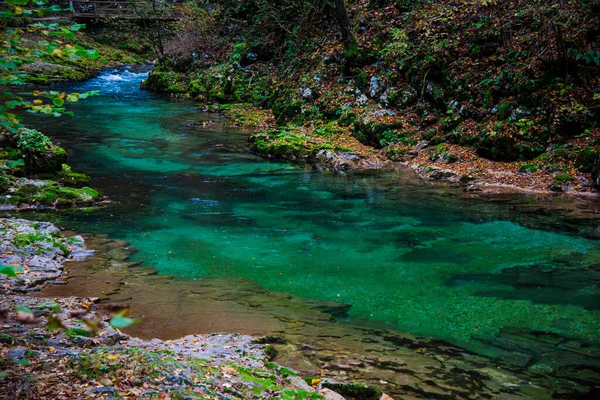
[24, 66, 600, 397]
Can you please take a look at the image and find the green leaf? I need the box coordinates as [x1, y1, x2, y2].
[16, 306, 33, 314]
[6, 159, 25, 168]
[5, 100, 21, 109]
[0, 265, 18, 277]
[110, 313, 139, 329]
[52, 98, 64, 107]
[69, 24, 85, 31]
[11, 359, 30, 366]
[7, 0, 30, 5]
[85, 49, 99, 59]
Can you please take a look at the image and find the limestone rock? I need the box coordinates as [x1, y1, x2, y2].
[319, 388, 346, 400]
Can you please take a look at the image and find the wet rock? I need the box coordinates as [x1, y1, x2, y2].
[27, 256, 54, 269]
[425, 167, 458, 181]
[71, 335, 94, 347]
[71, 249, 96, 260]
[320, 388, 346, 400]
[528, 363, 554, 374]
[289, 375, 315, 392]
[322, 382, 381, 399]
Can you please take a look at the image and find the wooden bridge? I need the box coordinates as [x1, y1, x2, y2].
[70, 0, 178, 20]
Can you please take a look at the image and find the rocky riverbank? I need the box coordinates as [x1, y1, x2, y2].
[139, 0, 600, 196]
[1, 218, 395, 399]
[191, 112, 599, 195]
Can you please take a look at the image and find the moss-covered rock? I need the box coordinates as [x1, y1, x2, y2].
[36, 164, 93, 187]
[140, 70, 188, 94]
[9, 179, 101, 207]
[24, 146, 69, 174]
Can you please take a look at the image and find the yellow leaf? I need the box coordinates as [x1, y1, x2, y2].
[15, 7, 23, 15]
[33, 99, 43, 105]
[52, 48, 62, 56]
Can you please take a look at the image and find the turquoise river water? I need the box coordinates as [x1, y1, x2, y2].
[24, 67, 600, 357]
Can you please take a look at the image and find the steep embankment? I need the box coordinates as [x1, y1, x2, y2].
[143, 0, 600, 194]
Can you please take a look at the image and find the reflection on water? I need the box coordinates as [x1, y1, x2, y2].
[25, 67, 600, 358]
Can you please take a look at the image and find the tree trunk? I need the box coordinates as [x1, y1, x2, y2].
[334, 0, 354, 50]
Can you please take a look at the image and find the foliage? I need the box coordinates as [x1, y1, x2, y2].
[143, 0, 600, 189]
[0, 264, 18, 277]
[15, 128, 52, 153]
[0, 0, 99, 135]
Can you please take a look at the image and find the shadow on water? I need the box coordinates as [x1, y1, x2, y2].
[21, 66, 600, 398]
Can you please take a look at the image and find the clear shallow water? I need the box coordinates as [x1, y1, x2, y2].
[26, 67, 600, 352]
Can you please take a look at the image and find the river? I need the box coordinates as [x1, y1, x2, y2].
[25, 66, 600, 398]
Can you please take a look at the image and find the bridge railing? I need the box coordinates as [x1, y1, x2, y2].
[70, 0, 174, 19]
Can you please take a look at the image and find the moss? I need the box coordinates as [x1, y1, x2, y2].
[385, 145, 411, 161]
[574, 147, 599, 174]
[141, 70, 188, 94]
[263, 345, 278, 361]
[220, 103, 275, 127]
[35, 170, 92, 187]
[25, 146, 69, 174]
[553, 173, 574, 183]
[428, 144, 459, 163]
[11, 180, 101, 207]
[519, 164, 539, 173]
[0, 173, 10, 193]
[56, 171, 92, 186]
[351, 117, 406, 149]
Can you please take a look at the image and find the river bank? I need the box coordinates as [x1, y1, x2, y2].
[139, 0, 600, 196]
[1, 218, 364, 399]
